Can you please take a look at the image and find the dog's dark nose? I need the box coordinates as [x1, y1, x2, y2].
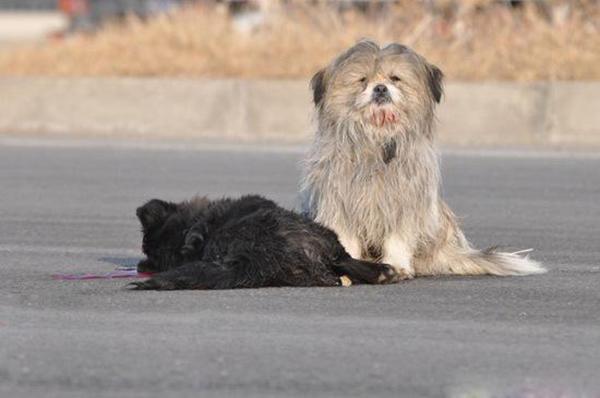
[373, 84, 388, 95]
[372, 84, 391, 104]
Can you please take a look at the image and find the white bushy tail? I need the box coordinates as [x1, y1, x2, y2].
[443, 247, 546, 276]
[467, 248, 546, 276]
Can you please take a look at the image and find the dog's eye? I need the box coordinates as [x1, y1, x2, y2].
[390, 75, 402, 82]
[358, 77, 367, 84]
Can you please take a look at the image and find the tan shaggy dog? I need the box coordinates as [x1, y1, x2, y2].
[300, 40, 545, 280]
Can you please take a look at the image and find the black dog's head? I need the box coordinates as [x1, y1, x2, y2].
[136, 197, 210, 272]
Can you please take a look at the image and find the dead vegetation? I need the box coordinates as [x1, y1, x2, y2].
[0, 0, 598, 80]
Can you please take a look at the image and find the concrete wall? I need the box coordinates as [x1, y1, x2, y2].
[0, 12, 66, 42]
[0, 77, 598, 148]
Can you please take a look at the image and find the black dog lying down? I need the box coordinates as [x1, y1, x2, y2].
[131, 195, 399, 290]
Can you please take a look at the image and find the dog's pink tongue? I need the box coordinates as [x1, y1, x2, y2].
[372, 109, 396, 127]
[379, 110, 386, 127]
[375, 109, 396, 127]
[386, 110, 397, 124]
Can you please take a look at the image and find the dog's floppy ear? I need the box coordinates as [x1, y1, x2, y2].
[427, 63, 444, 103]
[310, 68, 327, 106]
[136, 199, 177, 229]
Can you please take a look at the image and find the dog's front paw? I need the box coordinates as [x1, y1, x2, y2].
[378, 263, 413, 284]
[128, 277, 176, 291]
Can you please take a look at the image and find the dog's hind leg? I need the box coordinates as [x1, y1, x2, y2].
[333, 256, 403, 284]
[129, 260, 245, 290]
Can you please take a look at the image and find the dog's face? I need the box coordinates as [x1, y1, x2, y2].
[136, 197, 209, 271]
[312, 41, 443, 133]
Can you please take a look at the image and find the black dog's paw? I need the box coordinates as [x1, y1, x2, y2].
[377, 263, 411, 284]
[128, 277, 176, 291]
[127, 280, 155, 290]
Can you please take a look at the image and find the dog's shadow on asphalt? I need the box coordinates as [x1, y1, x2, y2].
[98, 256, 142, 269]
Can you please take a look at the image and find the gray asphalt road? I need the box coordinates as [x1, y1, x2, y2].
[1, 141, 599, 398]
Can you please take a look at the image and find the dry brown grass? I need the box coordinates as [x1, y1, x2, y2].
[0, 1, 598, 80]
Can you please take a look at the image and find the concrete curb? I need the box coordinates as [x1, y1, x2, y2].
[0, 12, 66, 42]
[0, 78, 598, 147]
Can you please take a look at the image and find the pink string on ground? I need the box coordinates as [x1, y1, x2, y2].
[52, 269, 153, 280]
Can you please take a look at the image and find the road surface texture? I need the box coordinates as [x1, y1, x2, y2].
[1, 140, 599, 398]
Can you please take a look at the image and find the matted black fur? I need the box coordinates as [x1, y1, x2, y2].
[130, 195, 400, 290]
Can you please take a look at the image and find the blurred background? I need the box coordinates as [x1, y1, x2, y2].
[0, 0, 597, 80]
[0, 0, 598, 147]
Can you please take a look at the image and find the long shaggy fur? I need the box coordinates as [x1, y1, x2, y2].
[300, 40, 545, 278]
[131, 195, 399, 290]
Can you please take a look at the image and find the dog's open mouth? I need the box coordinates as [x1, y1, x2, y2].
[368, 107, 398, 127]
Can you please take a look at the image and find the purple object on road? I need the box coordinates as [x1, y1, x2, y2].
[52, 269, 153, 280]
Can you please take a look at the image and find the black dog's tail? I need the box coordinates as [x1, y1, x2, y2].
[130, 261, 242, 290]
[333, 257, 401, 285]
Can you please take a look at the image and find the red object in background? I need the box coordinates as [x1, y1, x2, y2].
[58, 0, 88, 15]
